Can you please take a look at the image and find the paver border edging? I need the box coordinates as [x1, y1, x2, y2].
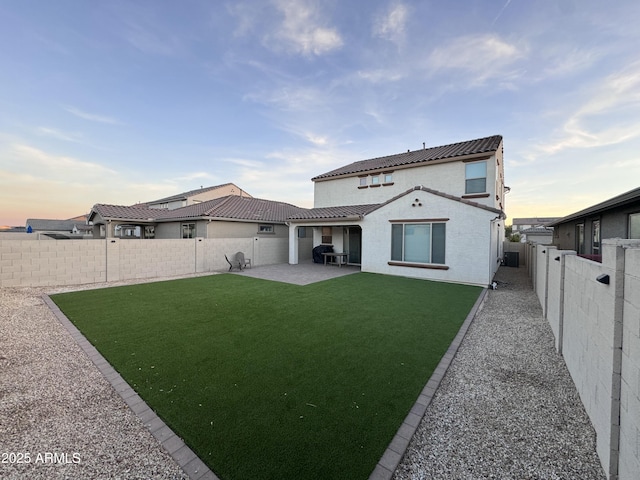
[368, 287, 490, 480]
[42, 295, 220, 480]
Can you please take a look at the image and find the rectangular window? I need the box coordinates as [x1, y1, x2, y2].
[182, 223, 195, 239]
[576, 224, 585, 254]
[371, 175, 380, 185]
[391, 223, 446, 264]
[465, 161, 487, 194]
[384, 173, 393, 183]
[258, 224, 274, 234]
[297, 226, 306, 238]
[359, 177, 367, 186]
[322, 226, 332, 244]
[630, 213, 640, 239]
[592, 220, 600, 254]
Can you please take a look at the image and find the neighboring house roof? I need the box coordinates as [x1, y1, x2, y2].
[312, 135, 502, 181]
[141, 183, 250, 206]
[520, 227, 553, 234]
[26, 218, 88, 232]
[287, 186, 504, 222]
[547, 187, 640, 226]
[512, 217, 560, 226]
[91, 195, 306, 224]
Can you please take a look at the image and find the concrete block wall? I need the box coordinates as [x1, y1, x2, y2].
[620, 246, 640, 480]
[535, 245, 549, 315]
[562, 250, 618, 475]
[1, 239, 106, 287]
[536, 238, 640, 480]
[114, 239, 197, 281]
[0, 237, 290, 288]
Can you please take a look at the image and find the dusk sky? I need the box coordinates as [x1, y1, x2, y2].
[1, 0, 639, 227]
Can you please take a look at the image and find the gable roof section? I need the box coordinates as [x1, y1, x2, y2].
[287, 186, 504, 222]
[91, 196, 306, 224]
[26, 218, 88, 232]
[141, 183, 249, 206]
[366, 185, 505, 217]
[287, 204, 380, 222]
[312, 135, 502, 181]
[547, 186, 640, 226]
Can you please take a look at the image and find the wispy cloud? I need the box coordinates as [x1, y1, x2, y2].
[265, 0, 343, 56]
[491, 0, 512, 28]
[373, 1, 409, 47]
[427, 33, 525, 88]
[244, 84, 328, 112]
[36, 127, 83, 143]
[64, 106, 122, 125]
[10, 144, 118, 178]
[123, 21, 184, 56]
[538, 61, 640, 155]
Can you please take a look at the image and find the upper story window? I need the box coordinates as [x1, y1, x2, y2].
[384, 173, 393, 184]
[359, 177, 367, 187]
[465, 161, 487, 194]
[182, 223, 195, 238]
[371, 175, 380, 185]
[630, 213, 640, 239]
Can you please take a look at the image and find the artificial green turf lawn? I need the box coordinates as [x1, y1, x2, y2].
[51, 272, 481, 480]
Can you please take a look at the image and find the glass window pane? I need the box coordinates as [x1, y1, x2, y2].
[465, 162, 486, 179]
[466, 178, 486, 193]
[432, 223, 446, 264]
[391, 224, 403, 261]
[630, 213, 640, 239]
[404, 224, 430, 263]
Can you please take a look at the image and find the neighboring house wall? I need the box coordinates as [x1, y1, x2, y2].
[205, 221, 288, 239]
[529, 239, 640, 480]
[362, 189, 501, 286]
[0, 237, 289, 287]
[314, 153, 501, 211]
[554, 208, 638, 253]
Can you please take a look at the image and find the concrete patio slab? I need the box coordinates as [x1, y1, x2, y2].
[229, 261, 360, 285]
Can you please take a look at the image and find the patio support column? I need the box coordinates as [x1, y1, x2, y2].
[288, 224, 299, 265]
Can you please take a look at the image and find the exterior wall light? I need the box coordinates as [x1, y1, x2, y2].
[596, 274, 610, 285]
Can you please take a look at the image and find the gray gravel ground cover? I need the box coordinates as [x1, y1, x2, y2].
[1, 267, 608, 480]
[393, 266, 607, 480]
[0, 278, 193, 480]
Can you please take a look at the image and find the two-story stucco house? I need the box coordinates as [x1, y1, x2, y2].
[287, 135, 506, 286]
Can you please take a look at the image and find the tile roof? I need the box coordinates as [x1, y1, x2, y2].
[287, 204, 379, 221]
[312, 135, 502, 181]
[141, 183, 247, 206]
[26, 219, 88, 231]
[91, 196, 307, 224]
[287, 186, 504, 222]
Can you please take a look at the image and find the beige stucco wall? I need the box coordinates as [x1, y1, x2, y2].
[362, 189, 499, 286]
[313, 152, 500, 211]
[205, 221, 288, 239]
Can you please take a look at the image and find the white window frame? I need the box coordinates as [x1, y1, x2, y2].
[390, 222, 446, 265]
[258, 224, 274, 234]
[465, 161, 487, 194]
[182, 223, 195, 239]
